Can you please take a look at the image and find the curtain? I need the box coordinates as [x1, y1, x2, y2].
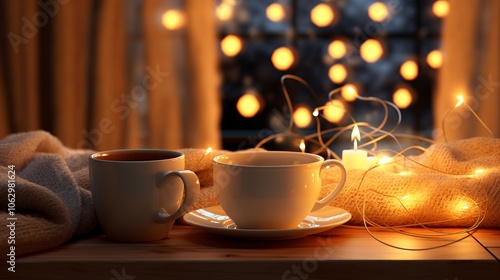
[0, 0, 221, 150]
[434, 0, 500, 142]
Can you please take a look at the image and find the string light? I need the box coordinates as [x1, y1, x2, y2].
[221, 35, 243, 57]
[266, 3, 286, 22]
[426, 50, 443, 69]
[455, 95, 464, 108]
[328, 40, 347, 59]
[393, 88, 413, 109]
[400, 60, 419, 80]
[293, 106, 312, 128]
[271, 47, 295, 71]
[368, 2, 389, 22]
[432, 0, 449, 18]
[341, 84, 358, 102]
[237, 91, 261, 118]
[360, 39, 384, 63]
[161, 9, 185, 30]
[299, 139, 306, 153]
[323, 100, 345, 123]
[195, 147, 214, 169]
[311, 3, 335, 27]
[328, 64, 347, 84]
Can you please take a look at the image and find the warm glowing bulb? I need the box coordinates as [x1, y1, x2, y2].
[323, 100, 345, 123]
[293, 107, 312, 128]
[475, 169, 484, 174]
[310, 4, 334, 27]
[341, 84, 358, 102]
[312, 109, 319, 117]
[216, 2, 234, 21]
[427, 50, 443, 68]
[266, 3, 286, 22]
[221, 35, 243, 57]
[271, 47, 295, 71]
[328, 64, 347, 84]
[161, 10, 185, 30]
[299, 139, 305, 153]
[368, 2, 389, 22]
[455, 95, 464, 108]
[378, 156, 393, 165]
[400, 60, 418, 80]
[393, 88, 413, 109]
[360, 39, 384, 63]
[432, 0, 449, 18]
[328, 40, 347, 59]
[236, 92, 261, 118]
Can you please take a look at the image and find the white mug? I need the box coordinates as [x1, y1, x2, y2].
[90, 149, 200, 242]
[213, 151, 346, 229]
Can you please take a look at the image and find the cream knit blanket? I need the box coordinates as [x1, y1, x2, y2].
[1, 131, 498, 259]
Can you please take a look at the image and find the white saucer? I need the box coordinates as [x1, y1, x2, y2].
[183, 205, 351, 240]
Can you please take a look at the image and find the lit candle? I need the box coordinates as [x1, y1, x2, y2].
[299, 139, 305, 153]
[342, 124, 371, 170]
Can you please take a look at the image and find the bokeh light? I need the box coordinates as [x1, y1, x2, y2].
[432, 0, 449, 18]
[323, 100, 345, 123]
[221, 35, 243, 57]
[161, 9, 185, 30]
[310, 4, 334, 27]
[266, 3, 286, 22]
[341, 84, 359, 102]
[393, 88, 413, 109]
[237, 91, 261, 118]
[360, 39, 384, 63]
[328, 64, 347, 84]
[400, 60, 419, 80]
[328, 40, 347, 59]
[293, 106, 312, 128]
[368, 2, 389, 22]
[427, 50, 443, 68]
[216, 2, 234, 21]
[271, 47, 295, 71]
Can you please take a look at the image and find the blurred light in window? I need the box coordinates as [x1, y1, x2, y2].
[216, 2, 234, 21]
[271, 47, 295, 71]
[328, 40, 347, 59]
[221, 35, 242, 57]
[368, 2, 389, 22]
[400, 60, 419, 80]
[341, 84, 358, 102]
[427, 50, 443, 68]
[237, 91, 261, 118]
[310, 4, 334, 27]
[161, 9, 185, 30]
[360, 39, 383, 63]
[266, 3, 286, 22]
[393, 88, 413, 109]
[293, 107, 312, 128]
[328, 64, 347, 84]
[432, 0, 449, 18]
[323, 100, 345, 123]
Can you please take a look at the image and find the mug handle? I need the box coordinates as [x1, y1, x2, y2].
[310, 159, 347, 212]
[154, 170, 200, 223]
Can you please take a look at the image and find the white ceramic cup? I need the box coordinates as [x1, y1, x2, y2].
[90, 149, 200, 242]
[213, 151, 346, 229]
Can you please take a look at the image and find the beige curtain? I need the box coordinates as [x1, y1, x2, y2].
[0, 0, 221, 150]
[434, 0, 500, 142]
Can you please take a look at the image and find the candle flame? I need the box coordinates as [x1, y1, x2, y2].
[455, 95, 464, 108]
[299, 139, 305, 153]
[351, 124, 360, 150]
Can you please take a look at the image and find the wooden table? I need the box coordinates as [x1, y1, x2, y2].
[10, 226, 500, 280]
